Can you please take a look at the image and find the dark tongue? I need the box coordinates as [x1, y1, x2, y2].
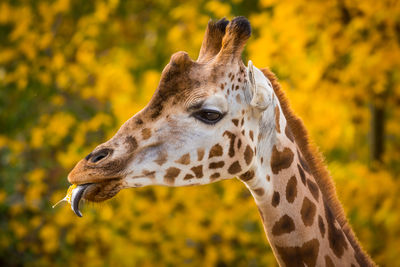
[71, 184, 91, 217]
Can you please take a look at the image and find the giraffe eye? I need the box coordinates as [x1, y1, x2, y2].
[193, 109, 224, 124]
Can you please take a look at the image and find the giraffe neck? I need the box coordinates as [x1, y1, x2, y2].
[240, 97, 373, 267]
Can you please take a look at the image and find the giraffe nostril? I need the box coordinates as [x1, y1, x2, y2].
[84, 152, 93, 161]
[87, 148, 112, 163]
[91, 153, 107, 163]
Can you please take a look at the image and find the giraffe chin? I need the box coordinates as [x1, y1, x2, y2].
[83, 178, 123, 202]
[71, 178, 123, 217]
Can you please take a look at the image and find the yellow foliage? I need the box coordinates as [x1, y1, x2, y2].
[39, 224, 59, 253]
[0, 190, 6, 203]
[205, 1, 232, 18]
[1, 0, 399, 266]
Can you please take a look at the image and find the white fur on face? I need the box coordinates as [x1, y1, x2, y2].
[122, 67, 255, 188]
[118, 62, 280, 190]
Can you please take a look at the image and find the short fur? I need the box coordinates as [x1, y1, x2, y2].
[261, 68, 375, 266]
[218, 16, 251, 62]
[197, 18, 229, 62]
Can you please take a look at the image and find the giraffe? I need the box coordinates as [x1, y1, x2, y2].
[67, 17, 375, 266]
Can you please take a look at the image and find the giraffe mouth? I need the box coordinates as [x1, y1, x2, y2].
[70, 178, 123, 217]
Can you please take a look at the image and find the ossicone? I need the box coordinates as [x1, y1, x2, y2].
[197, 18, 230, 63]
[216, 16, 252, 63]
[170, 51, 194, 68]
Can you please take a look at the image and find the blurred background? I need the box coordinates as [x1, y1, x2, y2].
[1, 0, 400, 266]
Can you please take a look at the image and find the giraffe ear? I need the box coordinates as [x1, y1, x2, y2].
[216, 16, 251, 63]
[247, 60, 273, 110]
[197, 18, 229, 63]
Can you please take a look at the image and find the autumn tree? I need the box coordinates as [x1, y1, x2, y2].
[0, 0, 399, 266]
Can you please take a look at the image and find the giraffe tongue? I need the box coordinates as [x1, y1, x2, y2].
[71, 184, 91, 217]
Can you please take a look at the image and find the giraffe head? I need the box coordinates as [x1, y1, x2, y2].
[67, 17, 275, 210]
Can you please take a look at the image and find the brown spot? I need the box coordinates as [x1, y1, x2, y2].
[228, 161, 241, 174]
[261, 157, 264, 164]
[270, 145, 294, 174]
[285, 125, 294, 142]
[210, 172, 220, 181]
[142, 169, 155, 179]
[324, 202, 348, 258]
[220, 83, 224, 90]
[231, 119, 239, 126]
[325, 255, 335, 267]
[125, 136, 138, 152]
[154, 150, 167, 166]
[254, 188, 265, 196]
[244, 145, 254, 165]
[298, 164, 306, 185]
[209, 144, 223, 158]
[235, 85, 239, 90]
[298, 150, 310, 173]
[183, 174, 194, 180]
[240, 118, 244, 126]
[191, 165, 203, 178]
[237, 138, 242, 149]
[318, 215, 325, 238]
[164, 167, 181, 184]
[258, 132, 263, 142]
[150, 103, 163, 119]
[272, 215, 295, 236]
[141, 128, 151, 140]
[135, 118, 143, 125]
[176, 153, 190, 165]
[276, 238, 320, 267]
[286, 176, 297, 203]
[266, 175, 270, 181]
[197, 148, 205, 161]
[235, 94, 241, 104]
[239, 170, 254, 181]
[223, 131, 236, 157]
[307, 179, 319, 201]
[249, 130, 254, 141]
[301, 197, 316, 226]
[209, 161, 225, 169]
[272, 191, 280, 207]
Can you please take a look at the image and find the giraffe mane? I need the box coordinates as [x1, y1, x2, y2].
[261, 68, 375, 266]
